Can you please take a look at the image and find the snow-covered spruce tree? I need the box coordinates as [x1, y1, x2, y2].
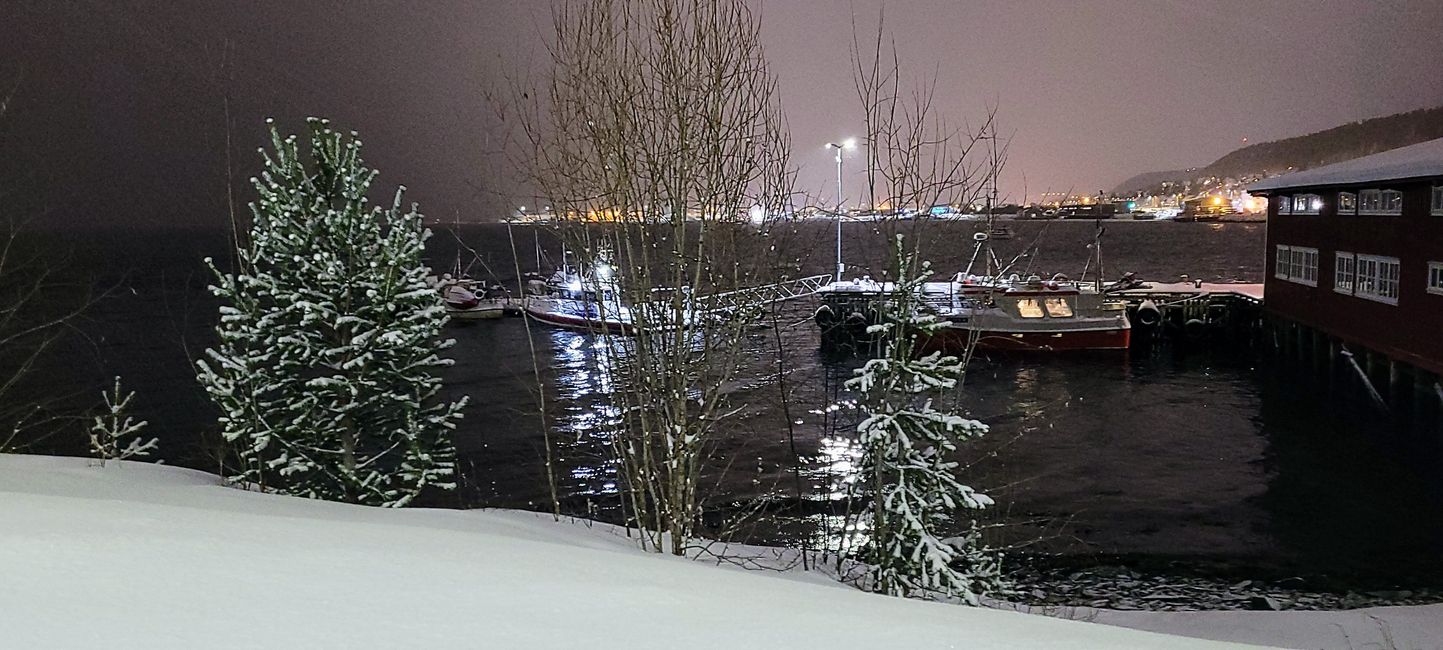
[844, 236, 1003, 603]
[88, 376, 157, 466]
[197, 118, 466, 507]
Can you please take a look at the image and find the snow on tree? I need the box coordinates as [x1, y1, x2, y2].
[88, 376, 157, 466]
[196, 118, 466, 507]
[844, 235, 1004, 603]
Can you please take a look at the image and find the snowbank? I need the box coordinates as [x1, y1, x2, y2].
[0, 454, 1272, 649]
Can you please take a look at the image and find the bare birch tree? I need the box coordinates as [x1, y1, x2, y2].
[516, 0, 794, 554]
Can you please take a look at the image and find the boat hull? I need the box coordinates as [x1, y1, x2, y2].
[523, 305, 635, 335]
[922, 324, 1131, 352]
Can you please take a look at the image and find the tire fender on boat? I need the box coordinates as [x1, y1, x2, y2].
[814, 304, 838, 329]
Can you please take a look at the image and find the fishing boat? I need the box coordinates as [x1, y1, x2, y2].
[522, 263, 636, 335]
[814, 274, 1130, 352]
[435, 275, 514, 320]
[521, 247, 831, 336]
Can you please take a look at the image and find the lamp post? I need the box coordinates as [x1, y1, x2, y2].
[826, 138, 856, 282]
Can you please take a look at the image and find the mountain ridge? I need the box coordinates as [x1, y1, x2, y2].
[1114, 106, 1443, 196]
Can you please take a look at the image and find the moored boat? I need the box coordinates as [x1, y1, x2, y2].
[434, 275, 515, 320]
[815, 274, 1131, 352]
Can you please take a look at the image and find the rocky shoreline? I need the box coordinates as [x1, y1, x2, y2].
[1010, 564, 1443, 612]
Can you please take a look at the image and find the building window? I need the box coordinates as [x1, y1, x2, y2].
[1432, 186, 1443, 215]
[1428, 261, 1443, 296]
[1276, 196, 1292, 215]
[1337, 192, 1357, 215]
[1382, 189, 1402, 213]
[1292, 194, 1321, 214]
[1359, 189, 1379, 213]
[1275, 245, 1317, 286]
[1360, 188, 1402, 215]
[1292, 247, 1318, 286]
[1334, 251, 1355, 294]
[1355, 254, 1400, 304]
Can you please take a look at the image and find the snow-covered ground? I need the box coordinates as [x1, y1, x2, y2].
[0, 454, 1435, 649]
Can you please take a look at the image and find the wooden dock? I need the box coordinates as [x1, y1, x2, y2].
[1112, 281, 1263, 303]
[1109, 281, 1265, 345]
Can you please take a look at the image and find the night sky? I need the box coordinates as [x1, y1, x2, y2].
[2, 0, 1441, 228]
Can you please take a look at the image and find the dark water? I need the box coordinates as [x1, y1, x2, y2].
[20, 220, 1443, 586]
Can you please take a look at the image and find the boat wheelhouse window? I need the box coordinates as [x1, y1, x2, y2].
[1355, 254, 1400, 305]
[1428, 262, 1443, 296]
[1274, 245, 1291, 279]
[1432, 186, 1443, 215]
[1334, 252, 1355, 295]
[1276, 196, 1292, 215]
[1293, 194, 1321, 215]
[1043, 297, 1074, 318]
[1337, 192, 1357, 215]
[1016, 298, 1045, 318]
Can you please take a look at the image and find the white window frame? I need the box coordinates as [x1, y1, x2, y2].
[1293, 246, 1318, 286]
[1276, 195, 1292, 215]
[1355, 254, 1400, 305]
[1337, 191, 1357, 215]
[1334, 251, 1355, 295]
[1293, 193, 1321, 215]
[1428, 261, 1443, 296]
[1359, 189, 1382, 214]
[1274, 245, 1317, 286]
[1381, 189, 1403, 214]
[1432, 185, 1443, 216]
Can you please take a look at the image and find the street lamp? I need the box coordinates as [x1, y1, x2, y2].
[826, 138, 856, 282]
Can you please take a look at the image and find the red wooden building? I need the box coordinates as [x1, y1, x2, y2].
[1249, 138, 1443, 376]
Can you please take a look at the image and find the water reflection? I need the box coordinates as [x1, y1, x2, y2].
[446, 308, 1443, 582]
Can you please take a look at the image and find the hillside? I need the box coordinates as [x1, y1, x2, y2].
[1115, 106, 1443, 195]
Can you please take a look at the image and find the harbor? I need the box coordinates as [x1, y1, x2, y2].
[20, 219, 1438, 595]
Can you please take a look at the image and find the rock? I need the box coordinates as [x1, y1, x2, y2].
[1247, 595, 1282, 611]
[1229, 580, 1252, 590]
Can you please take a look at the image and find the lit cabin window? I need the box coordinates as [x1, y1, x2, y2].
[1337, 192, 1357, 215]
[1016, 298, 1045, 318]
[1293, 194, 1321, 214]
[1334, 252, 1355, 294]
[1043, 297, 1074, 318]
[1428, 262, 1443, 296]
[1355, 254, 1400, 304]
[1276, 196, 1292, 215]
[1432, 186, 1443, 215]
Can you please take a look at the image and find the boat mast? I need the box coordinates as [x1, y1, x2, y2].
[985, 125, 999, 280]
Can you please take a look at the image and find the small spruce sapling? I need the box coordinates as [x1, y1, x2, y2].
[88, 376, 157, 466]
[197, 118, 466, 507]
[845, 235, 1003, 603]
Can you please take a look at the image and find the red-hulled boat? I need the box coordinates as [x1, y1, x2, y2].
[815, 275, 1132, 352]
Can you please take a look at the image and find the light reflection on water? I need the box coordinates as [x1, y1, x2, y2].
[444, 307, 1443, 582]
